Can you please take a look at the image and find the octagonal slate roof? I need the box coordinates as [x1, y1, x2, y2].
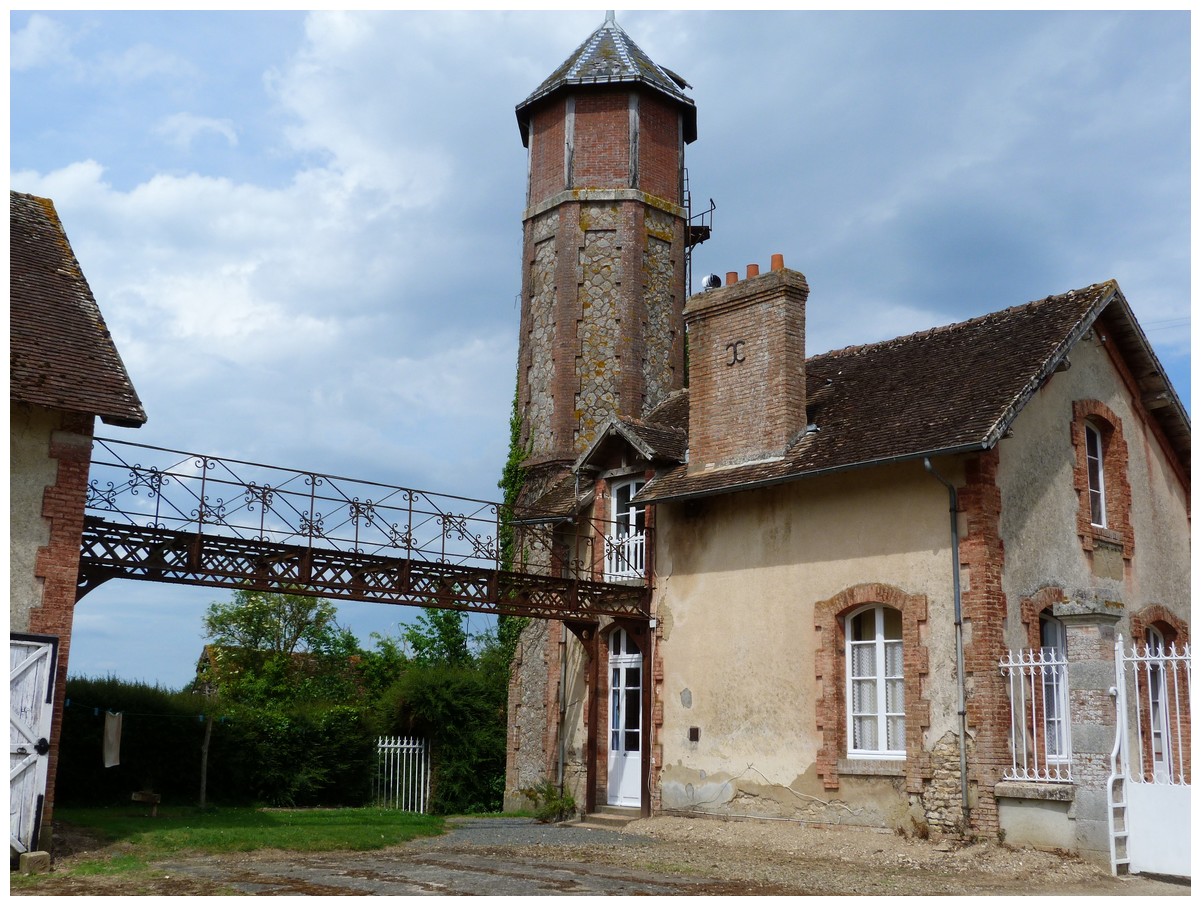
[516, 11, 696, 145]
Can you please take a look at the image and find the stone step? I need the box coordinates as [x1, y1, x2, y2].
[573, 807, 641, 831]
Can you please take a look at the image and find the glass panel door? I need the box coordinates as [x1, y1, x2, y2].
[607, 629, 642, 806]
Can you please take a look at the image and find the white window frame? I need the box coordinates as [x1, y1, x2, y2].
[1039, 613, 1071, 764]
[845, 604, 905, 759]
[1085, 420, 1107, 527]
[1144, 626, 1172, 781]
[605, 477, 646, 580]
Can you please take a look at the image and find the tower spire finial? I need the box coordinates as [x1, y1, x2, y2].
[604, 10, 616, 27]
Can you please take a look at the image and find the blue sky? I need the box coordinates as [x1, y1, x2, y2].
[10, 10, 1191, 689]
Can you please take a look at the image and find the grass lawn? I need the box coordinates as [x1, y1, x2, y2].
[52, 805, 444, 857]
[11, 806, 447, 893]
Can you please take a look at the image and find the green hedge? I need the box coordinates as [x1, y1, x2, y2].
[56, 677, 373, 808]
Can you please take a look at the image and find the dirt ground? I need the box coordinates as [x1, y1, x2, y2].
[12, 815, 1190, 896]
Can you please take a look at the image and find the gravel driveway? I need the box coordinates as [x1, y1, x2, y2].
[16, 815, 1189, 896]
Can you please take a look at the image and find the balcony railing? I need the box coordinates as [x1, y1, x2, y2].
[603, 530, 646, 582]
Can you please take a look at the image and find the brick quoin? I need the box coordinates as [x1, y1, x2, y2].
[957, 449, 1008, 839]
[27, 411, 96, 831]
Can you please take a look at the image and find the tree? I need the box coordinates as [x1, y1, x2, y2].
[200, 590, 363, 704]
[402, 608, 470, 668]
[375, 617, 509, 813]
[202, 589, 343, 657]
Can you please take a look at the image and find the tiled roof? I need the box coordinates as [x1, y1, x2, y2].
[640, 281, 1186, 503]
[524, 469, 588, 520]
[516, 11, 696, 145]
[10, 191, 147, 427]
[642, 389, 690, 442]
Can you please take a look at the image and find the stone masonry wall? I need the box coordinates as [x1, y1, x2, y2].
[524, 215, 559, 460]
[505, 619, 551, 811]
[642, 207, 677, 412]
[574, 203, 622, 450]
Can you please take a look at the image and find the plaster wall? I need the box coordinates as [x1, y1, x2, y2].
[996, 796, 1075, 851]
[9, 402, 58, 632]
[650, 462, 959, 826]
[996, 334, 1190, 644]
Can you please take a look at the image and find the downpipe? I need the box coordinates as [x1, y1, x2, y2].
[923, 458, 971, 830]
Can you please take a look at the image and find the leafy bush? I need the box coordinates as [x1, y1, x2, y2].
[374, 661, 506, 815]
[57, 677, 375, 808]
[521, 779, 577, 823]
[206, 703, 374, 807]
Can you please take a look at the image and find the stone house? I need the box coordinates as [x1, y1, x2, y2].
[10, 190, 147, 847]
[503, 16, 1190, 865]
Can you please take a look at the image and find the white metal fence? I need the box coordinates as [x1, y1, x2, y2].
[999, 646, 1072, 782]
[1115, 640, 1191, 785]
[1108, 637, 1192, 878]
[373, 736, 430, 813]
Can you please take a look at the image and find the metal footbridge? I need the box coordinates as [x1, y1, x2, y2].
[78, 438, 648, 622]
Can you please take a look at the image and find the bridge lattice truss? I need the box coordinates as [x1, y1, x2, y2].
[79, 438, 648, 622]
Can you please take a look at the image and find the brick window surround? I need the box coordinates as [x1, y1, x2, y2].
[1020, 586, 1069, 651]
[1128, 604, 1189, 651]
[815, 583, 930, 793]
[1070, 400, 1133, 561]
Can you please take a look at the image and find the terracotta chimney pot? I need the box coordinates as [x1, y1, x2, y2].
[771, 253, 785, 271]
[746, 263, 760, 278]
[726, 271, 738, 286]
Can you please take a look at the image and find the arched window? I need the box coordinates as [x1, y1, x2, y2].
[1071, 400, 1132, 561]
[845, 605, 904, 757]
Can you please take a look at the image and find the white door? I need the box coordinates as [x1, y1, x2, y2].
[10, 634, 58, 855]
[607, 628, 642, 807]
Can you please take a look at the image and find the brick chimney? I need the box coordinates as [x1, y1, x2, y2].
[684, 256, 809, 471]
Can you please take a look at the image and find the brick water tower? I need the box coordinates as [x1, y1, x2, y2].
[514, 11, 704, 502]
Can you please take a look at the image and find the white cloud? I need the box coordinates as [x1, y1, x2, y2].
[9, 13, 75, 71]
[155, 112, 238, 151]
[98, 41, 194, 83]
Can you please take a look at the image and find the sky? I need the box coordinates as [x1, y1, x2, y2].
[9, 9, 1191, 690]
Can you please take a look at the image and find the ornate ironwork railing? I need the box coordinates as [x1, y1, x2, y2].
[80, 437, 650, 620]
[999, 646, 1072, 783]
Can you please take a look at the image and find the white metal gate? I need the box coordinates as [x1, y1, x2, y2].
[373, 736, 429, 813]
[1108, 635, 1191, 878]
[10, 634, 58, 855]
